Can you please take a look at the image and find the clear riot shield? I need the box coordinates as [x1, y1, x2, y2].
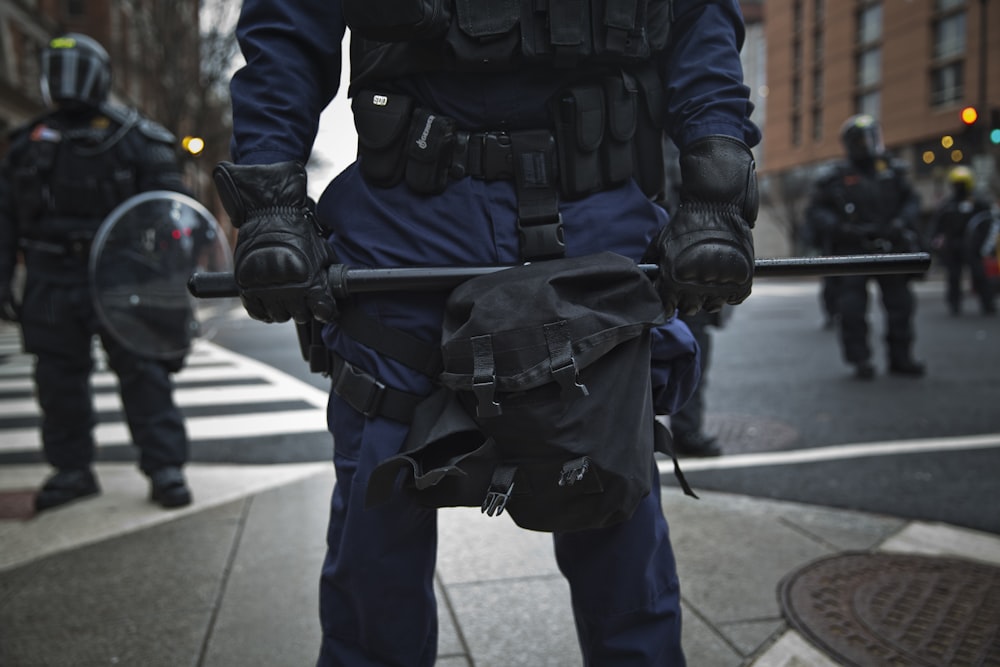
[88, 190, 235, 360]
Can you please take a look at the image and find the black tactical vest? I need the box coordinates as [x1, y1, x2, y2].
[347, 0, 673, 91]
[7, 108, 143, 241]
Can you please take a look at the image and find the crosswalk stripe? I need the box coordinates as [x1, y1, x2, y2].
[0, 326, 330, 456]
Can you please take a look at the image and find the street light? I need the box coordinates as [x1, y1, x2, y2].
[182, 135, 205, 156]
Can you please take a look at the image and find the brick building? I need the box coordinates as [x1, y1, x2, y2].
[0, 0, 199, 138]
[761, 0, 1000, 223]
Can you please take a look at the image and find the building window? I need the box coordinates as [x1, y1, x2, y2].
[858, 4, 882, 46]
[855, 2, 882, 117]
[857, 90, 881, 119]
[930, 3, 966, 107]
[936, 0, 964, 11]
[857, 49, 881, 88]
[934, 13, 966, 59]
[812, 106, 823, 142]
[931, 62, 964, 106]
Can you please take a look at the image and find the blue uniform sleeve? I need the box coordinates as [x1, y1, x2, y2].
[662, 0, 761, 150]
[229, 0, 347, 165]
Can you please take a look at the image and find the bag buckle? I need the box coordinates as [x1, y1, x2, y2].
[479, 132, 513, 180]
[559, 457, 591, 487]
[332, 360, 386, 418]
[482, 464, 517, 516]
[472, 376, 502, 417]
[518, 214, 565, 261]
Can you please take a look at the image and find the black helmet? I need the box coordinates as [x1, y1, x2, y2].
[40, 33, 111, 109]
[840, 114, 884, 166]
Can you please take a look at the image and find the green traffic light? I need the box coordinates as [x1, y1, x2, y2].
[991, 128, 1000, 145]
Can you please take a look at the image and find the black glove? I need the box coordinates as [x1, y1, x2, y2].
[0, 282, 18, 322]
[654, 135, 758, 315]
[213, 161, 338, 324]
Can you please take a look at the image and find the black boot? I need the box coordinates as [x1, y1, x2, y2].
[673, 431, 722, 457]
[35, 469, 100, 512]
[853, 361, 876, 380]
[149, 467, 192, 508]
[888, 356, 926, 377]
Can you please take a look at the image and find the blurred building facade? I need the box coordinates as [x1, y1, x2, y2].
[760, 0, 1000, 245]
[0, 0, 199, 138]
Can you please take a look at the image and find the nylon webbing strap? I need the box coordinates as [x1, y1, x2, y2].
[470, 334, 501, 417]
[328, 352, 424, 423]
[336, 306, 442, 378]
[511, 130, 564, 261]
[653, 421, 699, 499]
[543, 320, 589, 397]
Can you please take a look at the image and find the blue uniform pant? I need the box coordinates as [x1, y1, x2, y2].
[315, 166, 695, 666]
[837, 274, 916, 365]
[19, 271, 188, 474]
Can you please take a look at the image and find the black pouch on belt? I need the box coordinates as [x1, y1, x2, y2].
[549, 84, 605, 199]
[405, 109, 458, 195]
[352, 90, 414, 188]
[602, 73, 638, 188]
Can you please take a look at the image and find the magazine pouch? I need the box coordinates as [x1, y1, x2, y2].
[343, 0, 451, 41]
[353, 90, 415, 187]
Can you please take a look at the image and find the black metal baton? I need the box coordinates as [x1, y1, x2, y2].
[188, 252, 932, 299]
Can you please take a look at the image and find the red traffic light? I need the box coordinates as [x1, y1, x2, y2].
[960, 106, 979, 125]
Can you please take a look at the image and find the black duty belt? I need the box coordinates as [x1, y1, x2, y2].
[328, 352, 424, 423]
[21, 238, 93, 258]
[452, 131, 519, 181]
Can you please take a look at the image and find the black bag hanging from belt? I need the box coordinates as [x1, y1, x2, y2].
[366, 251, 667, 532]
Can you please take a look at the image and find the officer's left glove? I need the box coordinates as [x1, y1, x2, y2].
[213, 161, 338, 324]
[654, 135, 758, 315]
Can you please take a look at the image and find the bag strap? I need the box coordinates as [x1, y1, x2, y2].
[654, 421, 699, 499]
[337, 305, 443, 377]
[329, 352, 424, 423]
[471, 334, 502, 417]
[543, 320, 589, 398]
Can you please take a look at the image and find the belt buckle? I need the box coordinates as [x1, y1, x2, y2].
[481, 132, 513, 180]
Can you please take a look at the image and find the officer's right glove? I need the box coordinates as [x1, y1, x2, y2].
[653, 135, 758, 315]
[213, 161, 338, 324]
[0, 282, 18, 322]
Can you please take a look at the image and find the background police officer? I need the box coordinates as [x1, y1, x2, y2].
[930, 165, 997, 316]
[806, 114, 925, 380]
[0, 34, 194, 511]
[218, 1, 759, 664]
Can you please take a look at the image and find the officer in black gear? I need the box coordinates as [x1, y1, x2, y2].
[221, 1, 759, 663]
[931, 165, 997, 316]
[0, 34, 194, 511]
[806, 114, 925, 379]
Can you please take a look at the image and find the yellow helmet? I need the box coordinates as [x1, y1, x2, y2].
[948, 165, 975, 190]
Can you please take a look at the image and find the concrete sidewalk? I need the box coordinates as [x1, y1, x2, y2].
[2, 461, 999, 666]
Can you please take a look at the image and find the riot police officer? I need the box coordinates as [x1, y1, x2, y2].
[931, 165, 997, 316]
[219, 1, 759, 664]
[806, 114, 925, 380]
[0, 34, 194, 511]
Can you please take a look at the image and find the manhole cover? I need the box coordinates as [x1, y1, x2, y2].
[703, 413, 800, 453]
[0, 489, 37, 520]
[779, 552, 1000, 666]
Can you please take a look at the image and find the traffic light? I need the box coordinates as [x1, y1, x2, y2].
[958, 106, 983, 153]
[990, 108, 1000, 145]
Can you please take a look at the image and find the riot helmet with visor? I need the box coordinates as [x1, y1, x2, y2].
[40, 33, 111, 109]
[840, 114, 884, 167]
